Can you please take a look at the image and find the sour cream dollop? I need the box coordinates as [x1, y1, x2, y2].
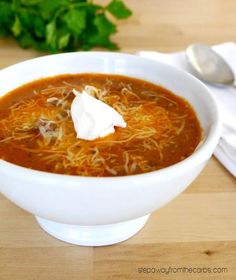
[71, 88, 126, 140]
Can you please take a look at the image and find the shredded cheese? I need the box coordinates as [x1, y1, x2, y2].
[0, 77, 194, 176]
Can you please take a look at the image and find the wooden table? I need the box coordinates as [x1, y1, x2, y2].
[0, 1, 235, 279]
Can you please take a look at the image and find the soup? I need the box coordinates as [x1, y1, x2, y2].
[0, 74, 201, 176]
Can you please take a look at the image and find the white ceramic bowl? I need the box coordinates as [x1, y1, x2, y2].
[0, 52, 221, 246]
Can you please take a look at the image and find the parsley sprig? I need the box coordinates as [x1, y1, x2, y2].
[0, 0, 132, 53]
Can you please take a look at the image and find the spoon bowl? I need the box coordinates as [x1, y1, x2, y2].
[186, 44, 235, 86]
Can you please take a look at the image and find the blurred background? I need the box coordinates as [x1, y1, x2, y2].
[1, 0, 235, 68]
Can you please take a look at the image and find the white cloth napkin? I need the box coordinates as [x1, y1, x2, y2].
[138, 42, 236, 177]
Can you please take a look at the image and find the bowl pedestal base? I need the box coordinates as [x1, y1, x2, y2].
[35, 214, 150, 246]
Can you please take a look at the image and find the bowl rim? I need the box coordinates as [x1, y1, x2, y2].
[0, 51, 222, 183]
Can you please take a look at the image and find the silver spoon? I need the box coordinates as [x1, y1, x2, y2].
[186, 43, 235, 87]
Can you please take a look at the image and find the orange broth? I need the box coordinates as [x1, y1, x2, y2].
[0, 74, 201, 176]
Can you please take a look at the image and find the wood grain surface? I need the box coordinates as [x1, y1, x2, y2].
[0, 0, 236, 279]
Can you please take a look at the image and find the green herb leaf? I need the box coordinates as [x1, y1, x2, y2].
[17, 33, 34, 48]
[38, 0, 68, 20]
[46, 20, 57, 52]
[0, 0, 132, 53]
[63, 8, 87, 36]
[11, 17, 22, 36]
[34, 16, 46, 38]
[58, 33, 70, 49]
[107, 0, 132, 19]
[87, 14, 117, 49]
[94, 14, 117, 36]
